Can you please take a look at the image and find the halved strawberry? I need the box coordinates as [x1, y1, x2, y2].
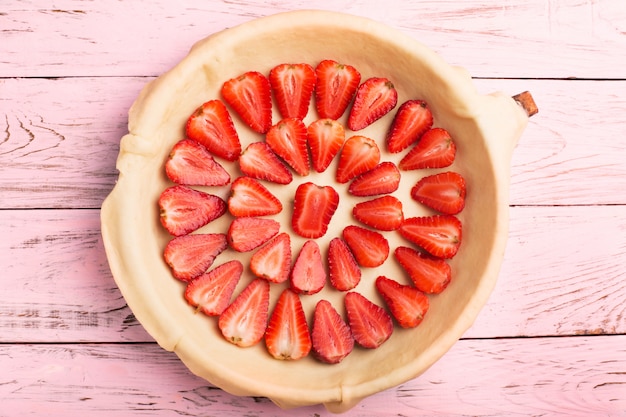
[265, 288, 312, 360]
[269, 63, 316, 120]
[345, 291, 393, 349]
[311, 299, 354, 364]
[185, 100, 241, 161]
[348, 161, 401, 197]
[375, 276, 429, 328]
[342, 225, 389, 268]
[184, 260, 243, 316]
[250, 233, 291, 284]
[158, 185, 226, 237]
[218, 278, 270, 347]
[238, 142, 293, 185]
[292, 182, 339, 239]
[399, 127, 456, 170]
[265, 118, 310, 176]
[336, 135, 380, 183]
[328, 237, 361, 292]
[386, 100, 433, 153]
[314, 59, 361, 120]
[227, 217, 280, 252]
[290, 240, 326, 295]
[347, 77, 398, 131]
[395, 246, 452, 294]
[221, 71, 272, 134]
[165, 139, 231, 186]
[398, 215, 462, 259]
[164, 233, 228, 282]
[352, 195, 404, 231]
[307, 118, 345, 173]
[228, 176, 282, 217]
[411, 171, 466, 215]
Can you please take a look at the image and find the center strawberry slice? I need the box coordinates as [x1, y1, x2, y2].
[311, 299, 354, 364]
[314, 59, 361, 120]
[221, 71, 272, 134]
[218, 278, 270, 347]
[265, 289, 312, 361]
[185, 100, 242, 162]
[292, 182, 339, 239]
[269, 63, 316, 120]
[347, 77, 398, 131]
[227, 176, 282, 217]
[336, 135, 380, 183]
[345, 291, 393, 349]
[265, 118, 310, 176]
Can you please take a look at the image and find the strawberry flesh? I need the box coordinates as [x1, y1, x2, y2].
[269, 63, 316, 120]
[238, 141, 293, 185]
[265, 118, 310, 176]
[227, 217, 280, 252]
[352, 195, 404, 231]
[395, 246, 451, 294]
[411, 171, 466, 215]
[311, 299, 354, 364]
[290, 240, 327, 295]
[399, 127, 456, 170]
[221, 71, 272, 134]
[218, 278, 270, 347]
[158, 185, 226, 237]
[348, 161, 401, 197]
[343, 225, 389, 268]
[265, 288, 312, 360]
[314, 59, 361, 120]
[348, 77, 398, 131]
[185, 100, 241, 161]
[164, 233, 228, 282]
[292, 182, 339, 239]
[328, 237, 361, 292]
[184, 260, 243, 316]
[386, 100, 433, 153]
[399, 215, 462, 259]
[250, 233, 292, 284]
[375, 276, 429, 328]
[228, 176, 282, 217]
[345, 291, 393, 349]
[336, 135, 380, 183]
[165, 138, 231, 186]
[307, 118, 345, 173]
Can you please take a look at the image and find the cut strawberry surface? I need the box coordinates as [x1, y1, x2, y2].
[314, 59, 361, 120]
[159, 185, 227, 237]
[411, 171, 466, 215]
[227, 217, 280, 252]
[348, 161, 400, 197]
[164, 233, 228, 282]
[347, 77, 398, 131]
[395, 246, 451, 294]
[165, 138, 231, 186]
[228, 176, 282, 217]
[386, 99, 433, 153]
[184, 260, 243, 316]
[290, 240, 326, 295]
[265, 118, 310, 176]
[292, 182, 339, 239]
[375, 276, 429, 329]
[250, 233, 291, 284]
[399, 215, 462, 259]
[352, 195, 404, 231]
[218, 278, 270, 347]
[221, 71, 272, 134]
[343, 225, 389, 268]
[399, 127, 456, 170]
[270, 63, 316, 120]
[307, 118, 345, 173]
[345, 291, 393, 349]
[238, 141, 293, 185]
[265, 288, 312, 361]
[336, 135, 380, 183]
[328, 237, 361, 292]
[311, 299, 354, 364]
[186, 100, 242, 162]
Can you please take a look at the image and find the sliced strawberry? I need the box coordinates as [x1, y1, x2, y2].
[165, 139, 231, 186]
[290, 240, 326, 295]
[158, 185, 226, 236]
[347, 77, 398, 131]
[411, 171, 466, 215]
[238, 141, 293, 185]
[352, 195, 404, 231]
[185, 100, 241, 161]
[348, 161, 401, 197]
[221, 71, 272, 134]
[307, 118, 345, 173]
[265, 118, 310, 176]
[394, 246, 451, 294]
[218, 278, 270, 347]
[265, 288, 312, 361]
[292, 182, 339, 239]
[311, 299, 354, 364]
[399, 127, 456, 170]
[386, 100, 433, 153]
[345, 291, 393, 349]
[398, 215, 462, 259]
[375, 276, 429, 328]
[164, 233, 228, 282]
[269, 63, 316, 120]
[184, 260, 243, 316]
[228, 176, 282, 217]
[314, 59, 361, 120]
[250, 233, 291, 284]
[336, 135, 380, 183]
[342, 225, 389, 268]
[227, 217, 280, 252]
[328, 237, 361, 292]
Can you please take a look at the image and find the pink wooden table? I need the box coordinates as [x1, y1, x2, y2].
[2, 0, 625, 415]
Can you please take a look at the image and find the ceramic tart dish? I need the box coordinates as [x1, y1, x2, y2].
[101, 10, 537, 413]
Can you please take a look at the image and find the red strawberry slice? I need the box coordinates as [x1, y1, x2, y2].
[386, 100, 433, 153]
[227, 176, 282, 217]
[311, 299, 354, 364]
[218, 278, 270, 347]
[399, 215, 462, 259]
[394, 246, 452, 294]
[336, 135, 380, 183]
[375, 276, 429, 328]
[328, 237, 361, 292]
[347, 77, 398, 131]
[265, 288, 312, 360]
[185, 100, 241, 161]
[307, 118, 345, 173]
[352, 195, 404, 231]
[221, 71, 272, 134]
[184, 260, 243, 316]
[165, 139, 231, 186]
[250, 232, 291, 284]
[399, 127, 456, 170]
[342, 225, 389, 268]
[265, 118, 310, 176]
[292, 182, 339, 239]
[158, 185, 226, 237]
[269, 63, 316, 120]
[348, 161, 401, 197]
[227, 217, 280, 252]
[290, 240, 326, 295]
[238, 141, 293, 185]
[314, 59, 361, 120]
[164, 233, 228, 282]
[411, 171, 466, 215]
[345, 291, 393, 349]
